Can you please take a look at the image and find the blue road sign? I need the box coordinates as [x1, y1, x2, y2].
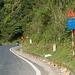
[67, 18, 75, 30]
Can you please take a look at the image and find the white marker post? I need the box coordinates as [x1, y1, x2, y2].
[30, 39, 32, 44]
[53, 44, 56, 52]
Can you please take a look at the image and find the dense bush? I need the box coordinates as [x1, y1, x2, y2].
[0, 0, 74, 43]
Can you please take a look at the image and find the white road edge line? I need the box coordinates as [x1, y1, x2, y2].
[10, 48, 41, 75]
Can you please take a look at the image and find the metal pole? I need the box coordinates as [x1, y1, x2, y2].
[72, 29, 75, 57]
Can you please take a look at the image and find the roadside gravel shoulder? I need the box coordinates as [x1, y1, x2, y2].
[11, 47, 60, 75]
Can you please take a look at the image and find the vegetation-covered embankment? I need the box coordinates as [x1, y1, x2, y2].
[0, 0, 75, 74]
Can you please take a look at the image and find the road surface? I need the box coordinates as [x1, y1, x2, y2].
[0, 45, 48, 75]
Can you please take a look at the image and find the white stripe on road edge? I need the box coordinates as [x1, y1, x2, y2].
[10, 48, 41, 75]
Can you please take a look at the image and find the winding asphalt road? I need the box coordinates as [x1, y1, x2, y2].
[0, 45, 48, 75]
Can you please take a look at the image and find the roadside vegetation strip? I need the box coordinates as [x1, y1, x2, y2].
[10, 48, 41, 75]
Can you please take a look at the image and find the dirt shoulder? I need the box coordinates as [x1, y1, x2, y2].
[11, 46, 61, 75]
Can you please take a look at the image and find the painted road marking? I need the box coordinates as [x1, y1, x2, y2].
[10, 48, 41, 75]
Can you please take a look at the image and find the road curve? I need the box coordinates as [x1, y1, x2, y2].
[10, 46, 59, 75]
[0, 45, 48, 75]
[10, 48, 41, 75]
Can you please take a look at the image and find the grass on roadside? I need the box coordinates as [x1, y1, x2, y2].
[19, 40, 75, 74]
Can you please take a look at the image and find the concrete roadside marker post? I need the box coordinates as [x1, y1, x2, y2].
[30, 39, 32, 44]
[53, 44, 56, 52]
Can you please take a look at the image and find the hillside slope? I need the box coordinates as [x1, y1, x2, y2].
[0, 0, 75, 74]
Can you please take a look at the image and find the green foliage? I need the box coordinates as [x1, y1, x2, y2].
[0, 0, 75, 74]
[0, 0, 4, 8]
[4, 15, 11, 24]
[33, 31, 44, 44]
[0, 0, 74, 42]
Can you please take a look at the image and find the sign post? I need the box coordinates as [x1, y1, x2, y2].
[67, 8, 75, 57]
[20, 36, 24, 46]
[72, 29, 74, 57]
